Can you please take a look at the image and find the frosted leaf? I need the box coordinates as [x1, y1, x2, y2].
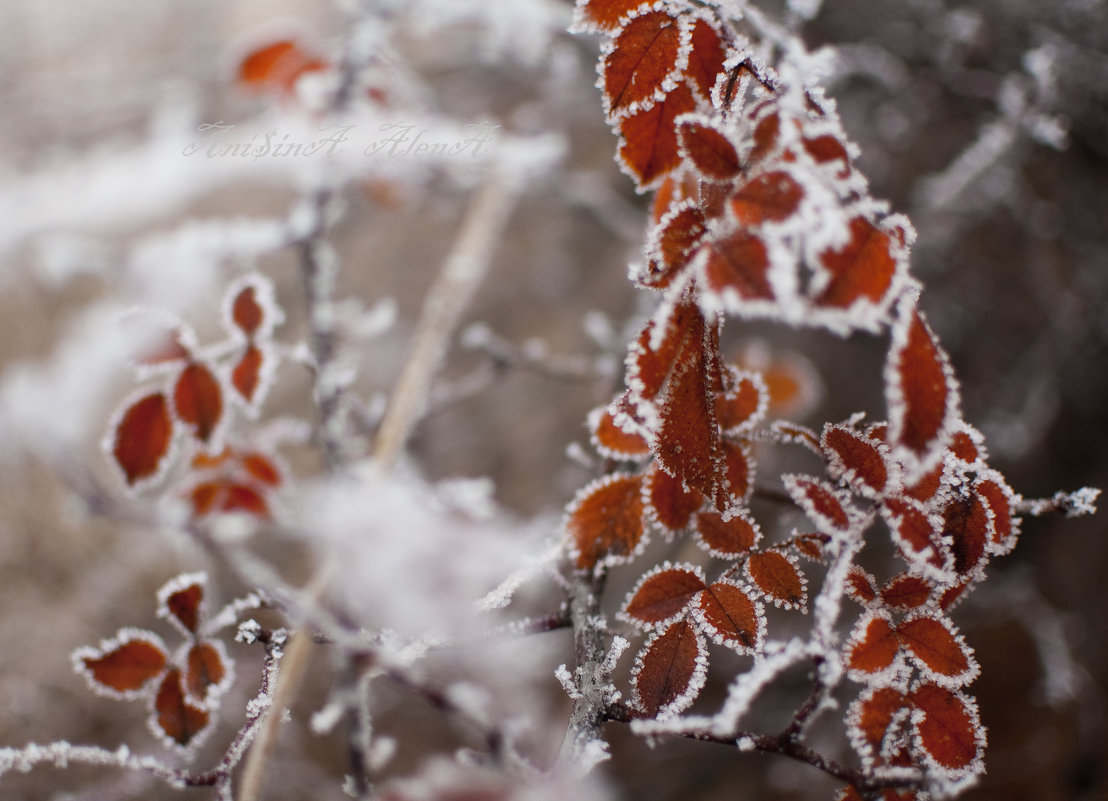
[620, 561, 706, 629]
[782, 473, 862, 536]
[104, 389, 177, 491]
[843, 611, 901, 683]
[565, 472, 647, 570]
[156, 572, 208, 636]
[148, 668, 214, 750]
[897, 613, 979, 689]
[631, 618, 708, 718]
[72, 629, 169, 700]
[745, 549, 808, 611]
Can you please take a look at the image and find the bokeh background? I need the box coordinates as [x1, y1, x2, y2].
[0, 1, 1105, 799]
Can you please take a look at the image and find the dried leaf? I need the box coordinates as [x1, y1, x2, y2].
[701, 229, 774, 301]
[729, 170, 804, 226]
[693, 508, 760, 558]
[683, 18, 726, 99]
[174, 362, 223, 443]
[845, 612, 899, 676]
[74, 633, 168, 697]
[696, 580, 762, 651]
[677, 117, 741, 181]
[822, 424, 889, 497]
[622, 564, 705, 627]
[567, 474, 645, 570]
[880, 573, 932, 610]
[632, 619, 706, 717]
[618, 82, 698, 188]
[603, 12, 683, 117]
[908, 683, 983, 773]
[158, 575, 205, 635]
[111, 392, 174, 486]
[815, 218, 898, 310]
[897, 614, 977, 685]
[746, 549, 806, 609]
[152, 668, 211, 748]
[576, 0, 649, 32]
[644, 462, 703, 532]
[185, 641, 229, 702]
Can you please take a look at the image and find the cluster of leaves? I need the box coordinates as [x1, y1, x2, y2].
[561, 1, 1060, 797]
[71, 574, 235, 750]
[105, 274, 286, 519]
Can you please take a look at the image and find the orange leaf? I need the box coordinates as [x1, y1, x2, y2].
[897, 615, 976, 683]
[238, 39, 327, 94]
[784, 474, 854, 534]
[880, 573, 932, 610]
[231, 285, 264, 336]
[683, 18, 726, 99]
[845, 613, 899, 675]
[222, 483, 270, 517]
[883, 496, 944, 569]
[242, 452, 283, 487]
[696, 580, 761, 650]
[153, 668, 211, 748]
[112, 392, 174, 486]
[715, 370, 766, 434]
[941, 493, 989, 576]
[908, 683, 983, 772]
[603, 12, 682, 116]
[815, 217, 898, 309]
[567, 474, 645, 570]
[618, 82, 698, 188]
[160, 577, 204, 634]
[845, 565, 878, 605]
[748, 110, 780, 166]
[643, 201, 707, 288]
[577, 0, 649, 31]
[693, 509, 759, 558]
[622, 564, 705, 626]
[730, 170, 804, 225]
[822, 424, 889, 496]
[644, 462, 703, 532]
[746, 550, 806, 609]
[231, 343, 264, 404]
[677, 117, 741, 181]
[887, 303, 959, 477]
[802, 134, 851, 169]
[849, 686, 909, 756]
[632, 619, 706, 717]
[185, 641, 228, 701]
[76, 634, 168, 696]
[976, 475, 1016, 554]
[174, 362, 223, 443]
[701, 229, 774, 301]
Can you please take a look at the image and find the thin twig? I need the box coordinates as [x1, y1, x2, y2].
[373, 176, 516, 470]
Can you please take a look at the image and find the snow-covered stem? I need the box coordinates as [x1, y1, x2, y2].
[556, 569, 613, 775]
[372, 175, 518, 471]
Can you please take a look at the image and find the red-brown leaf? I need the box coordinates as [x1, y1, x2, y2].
[846, 565, 878, 605]
[716, 371, 765, 433]
[722, 440, 752, 504]
[232, 344, 264, 404]
[696, 581, 761, 650]
[592, 403, 651, 460]
[231, 285, 264, 336]
[242, 452, 282, 486]
[785, 474, 853, 533]
[633, 619, 705, 717]
[174, 362, 223, 443]
[164, 583, 204, 634]
[815, 218, 897, 309]
[730, 170, 804, 225]
[684, 18, 727, 99]
[880, 573, 932, 610]
[976, 477, 1016, 553]
[645, 463, 703, 532]
[221, 483, 270, 517]
[644, 202, 707, 287]
[618, 82, 698, 188]
[112, 392, 174, 486]
[568, 474, 645, 570]
[941, 494, 989, 576]
[694, 509, 759, 557]
[239, 39, 327, 94]
[604, 12, 682, 116]
[908, 683, 982, 771]
[702, 229, 774, 301]
[185, 641, 227, 700]
[677, 117, 741, 181]
[883, 496, 944, 568]
[897, 615, 975, 681]
[623, 565, 705, 626]
[887, 304, 958, 473]
[823, 424, 888, 496]
[746, 550, 806, 608]
[578, 0, 649, 31]
[846, 613, 899, 675]
[79, 637, 167, 694]
[153, 668, 211, 747]
[850, 686, 909, 754]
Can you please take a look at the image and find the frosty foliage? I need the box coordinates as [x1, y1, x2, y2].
[0, 0, 1102, 799]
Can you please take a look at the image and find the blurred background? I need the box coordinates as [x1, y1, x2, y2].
[0, 0, 1105, 799]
